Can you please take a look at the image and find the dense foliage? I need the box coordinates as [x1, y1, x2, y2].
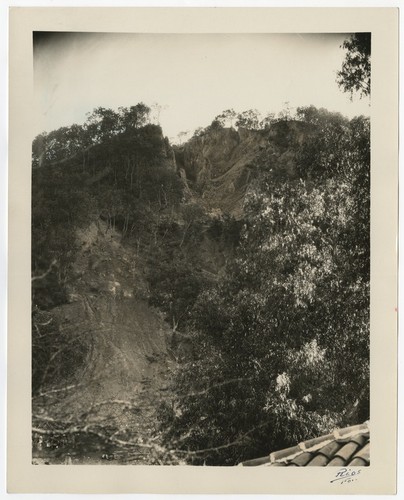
[337, 33, 371, 99]
[32, 103, 184, 392]
[32, 104, 182, 303]
[159, 107, 370, 465]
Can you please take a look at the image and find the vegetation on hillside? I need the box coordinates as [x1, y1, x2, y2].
[157, 107, 370, 464]
[32, 104, 184, 393]
[32, 97, 370, 465]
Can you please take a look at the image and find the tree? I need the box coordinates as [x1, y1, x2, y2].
[235, 109, 261, 129]
[295, 106, 349, 179]
[160, 108, 370, 465]
[176, 130, 190, 145]
[118, 103, 151, 131]
[151, 102, 168, 125]
[148, 252, 208, 332]
[207, 119, 224, 132]
[32, 132, 48, 168]
[192, 127, 205, 138]
[277, 101, 294, 121]
[32, 304, 92, 394]
[260, 112, 276, 129]
[215, 109, 237, 128]
[336, 33, 371, 99]
[85, 107, 121, 142]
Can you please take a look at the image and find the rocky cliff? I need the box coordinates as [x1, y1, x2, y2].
[174, 120, 316, 218]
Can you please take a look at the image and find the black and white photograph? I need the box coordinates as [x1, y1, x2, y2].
[30, 30, 372, 467]
[5, 4, 399, 496]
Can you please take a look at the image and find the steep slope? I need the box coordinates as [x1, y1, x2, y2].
[175, 120, 316, 217]
[32, 221, 175, 464]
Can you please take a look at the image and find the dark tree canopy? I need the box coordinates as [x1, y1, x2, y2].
[336, 33, 371, 99]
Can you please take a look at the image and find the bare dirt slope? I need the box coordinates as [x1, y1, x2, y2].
[33, 221, 175, 464]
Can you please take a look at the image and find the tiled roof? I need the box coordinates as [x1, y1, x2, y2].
[240, 422, 370, 467]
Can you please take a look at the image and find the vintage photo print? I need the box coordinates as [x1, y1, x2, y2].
[8, 7, 398, 494]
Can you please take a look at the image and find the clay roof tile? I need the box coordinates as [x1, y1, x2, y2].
[316, 440, 343, 459]
[334, 422, 369, 440]
[301, 433, 334, 450]
[349, 457, 368, 467]
[351, 442, 370, 464]
[269, 445, 301, 463]
[269, 461, 287, 466]
[239, 421, 370, 467]
[241, 456, 271, 466]
[327, 456, 347, 467]
[290, 452, 314, 466]
[349, 433, 369, 447]
[306, 454, 329, 466]
[333, 441, 361, 462]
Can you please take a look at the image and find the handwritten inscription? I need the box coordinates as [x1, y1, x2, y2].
[330, 467, 362, 485]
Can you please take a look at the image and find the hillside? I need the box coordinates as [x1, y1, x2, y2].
[33, 221, 175, 464]
[31, 105, 370, 465]
[174, 120, 315, 218]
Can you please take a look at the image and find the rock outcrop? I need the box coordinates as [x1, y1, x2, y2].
[175, 120, 315, 218]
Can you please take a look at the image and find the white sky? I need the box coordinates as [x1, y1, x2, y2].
[33, 32, 370, 140]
